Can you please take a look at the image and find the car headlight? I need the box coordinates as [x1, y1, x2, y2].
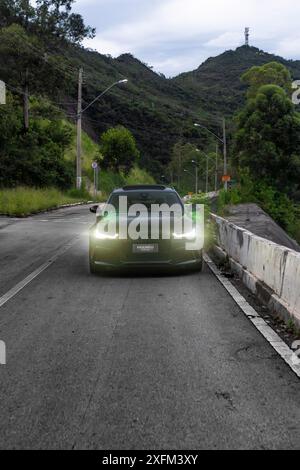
[94, 230, 118, 240]
[173, 228, 197, 240]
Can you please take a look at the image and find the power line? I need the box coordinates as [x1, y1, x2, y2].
[6, 30, 78, 81]
[5, 82, 27, 96]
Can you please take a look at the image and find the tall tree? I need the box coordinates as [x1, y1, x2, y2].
[241, 62, 292, 99]
[35, 0, 95, 43]
[0, 1, 35, 30]
[234, 84, 300, 192]
[0, 1, 95, 43]
[100, 126, 140, 174]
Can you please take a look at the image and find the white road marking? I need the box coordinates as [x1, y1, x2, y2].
[0, 237, 79, 309]
[204, 253, 300, 379]
[35, 219, 88, 225]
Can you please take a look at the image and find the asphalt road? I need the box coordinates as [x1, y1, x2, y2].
[0, 205, 299, 450]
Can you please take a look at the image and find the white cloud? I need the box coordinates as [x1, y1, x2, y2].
[276, 35, 300, 58]
[77, 0, 300, 75]
[84, 37, 129, 56]
[205, 32, 244, 49]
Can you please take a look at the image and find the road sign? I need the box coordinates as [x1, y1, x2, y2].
[222, 175, 231, 182]
[92, 162, 99, 197]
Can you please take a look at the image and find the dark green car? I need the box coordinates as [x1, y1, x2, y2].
[89, 185, 203, 273]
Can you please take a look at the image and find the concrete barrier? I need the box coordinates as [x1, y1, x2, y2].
[212, 214, 300, 328]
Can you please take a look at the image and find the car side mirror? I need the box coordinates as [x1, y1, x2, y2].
[90, 205, 98, 214]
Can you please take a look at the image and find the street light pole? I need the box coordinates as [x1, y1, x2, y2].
[223, 117, 228, 191]
[206, 154, 209, 194]
[184, 168, 198, 194]
[76, 76, 128, 190]
[191, 160, 199, 194]
[215, 144, 218, 192]
[194, 120, 228, 191]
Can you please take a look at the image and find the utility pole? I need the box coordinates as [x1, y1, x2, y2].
[24, 67, 29, 131]
[75, 76, 128, 190]
[76, 67, 83, 190]
[223, 117, 228, 191]
[215, 144, 218, 192]
[0, 80, 6, 105]
[194, 120, 228, 191]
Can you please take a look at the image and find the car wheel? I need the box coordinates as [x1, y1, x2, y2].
[195, 252, 203, 272]
[89, 241, 97, 274]
[89, 256, 98, 274]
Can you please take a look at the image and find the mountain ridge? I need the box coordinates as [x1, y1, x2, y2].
[2, 35, 300, 176]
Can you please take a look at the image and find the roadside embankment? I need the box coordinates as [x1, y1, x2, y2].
[211, 213, 300, 329]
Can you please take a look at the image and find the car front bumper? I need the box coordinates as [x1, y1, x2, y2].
[89, 238, 203, 270]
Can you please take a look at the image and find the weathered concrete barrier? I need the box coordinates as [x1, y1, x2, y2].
[212, 214, 300, 328]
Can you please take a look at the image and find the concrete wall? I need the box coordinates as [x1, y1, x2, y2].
[212, 214, 300, 327]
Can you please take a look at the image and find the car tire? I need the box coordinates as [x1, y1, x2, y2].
[89, 256, 98, 274]
[193, 251, 203, 272]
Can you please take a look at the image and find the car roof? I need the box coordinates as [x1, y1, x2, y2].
[112, 185, 176, 193]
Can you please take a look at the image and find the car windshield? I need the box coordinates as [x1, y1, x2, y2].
[108, 190, 182, 213]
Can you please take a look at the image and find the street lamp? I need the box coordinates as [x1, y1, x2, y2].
[76, 78, 128, 189]
[191, 160, 199, 194]
[194, 119, 228, 191]
[81, 79, 128, 115]
[202, 151, 219, 193]
[184, 169, 195, 193]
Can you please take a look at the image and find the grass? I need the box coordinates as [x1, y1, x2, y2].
[0, 187, 90, 217]
[0, 166, 156, 216]
[63, 123, 156, 200]
[86, 167, 156, 200]
[64, 123, 102, 174]
[0, 122, 157, 217]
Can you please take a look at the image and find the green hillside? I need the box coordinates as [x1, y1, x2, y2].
[35, 45, 300, 172]
[1, 1, 300, 179]
[173, 46, 300, 118]
[36, 44, 300, 176]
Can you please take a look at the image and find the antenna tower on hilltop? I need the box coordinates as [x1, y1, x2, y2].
[245, 27, 250, 46]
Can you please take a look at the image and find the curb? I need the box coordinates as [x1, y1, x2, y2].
[211, 244, 300, 331]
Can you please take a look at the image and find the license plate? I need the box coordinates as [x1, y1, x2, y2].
[133, 244, 158, 254]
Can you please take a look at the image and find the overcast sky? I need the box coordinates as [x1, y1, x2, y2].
[74, 0, 300, 77]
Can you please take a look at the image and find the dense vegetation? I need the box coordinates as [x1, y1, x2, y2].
[217, 172, 300, 244]
[0, 1, 154, 196]
[234, 83, 300, 193]
[1, 1, 300, 232]
[0, 93, 74, 188]
[222, 62, 300, 243]
[2, 2, 300, 182]
[174, 46, 300, 118]
[99, 126, 140, 174]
